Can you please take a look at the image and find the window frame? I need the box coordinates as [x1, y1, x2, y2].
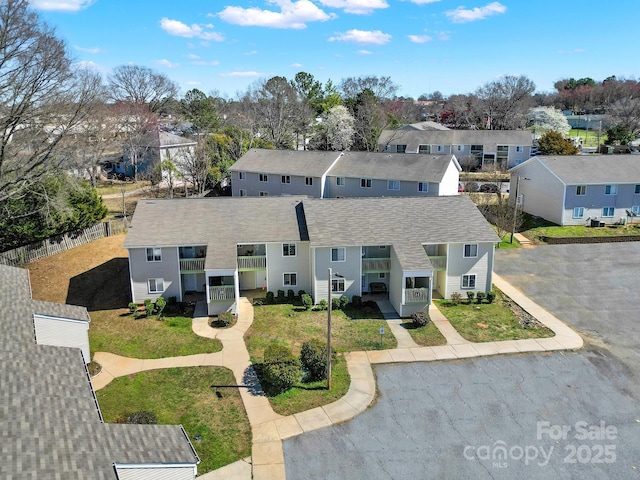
[360, 178, 372, 189]
[282, 243, 296, 257]
[336, 177, 345, 186]
[632, 205, 640, 215]
[148, 278, 165, 294]
[635, 185, 640, 194]
[331, 247, 346, 262]
[387, 179, 400, 191]
[604, 184, 618, 195]
[238, 171, 246, 180]
[602, 206, 614, 217]
[418, 182, 429, 193]
[576, 185, 586, 196]
[238, 189, 247, 197]
[281, 175, 291, 184]
[146, 247, 162, 262]
[305, 176, 313, 186]
[572, 207, 585, 219]
[283, 272, 297, 287]
[396, 144, 407, 153]
[461, 274, 476, 289]
[463, 244, 478, 258]
[259, 191, 269, 197]
[331, 278, 345, 293]
[259, 173, 268, 182]
[378, 272, 386, 279]
[418, 144, 430, 154]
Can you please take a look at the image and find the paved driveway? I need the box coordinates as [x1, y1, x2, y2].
[283, 243, 640, 479]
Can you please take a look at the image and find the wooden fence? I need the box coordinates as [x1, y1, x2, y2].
[0, 219, 127, 267]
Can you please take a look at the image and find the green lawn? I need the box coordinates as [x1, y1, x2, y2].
[401, 321, 447, 346]
[496, 233, 521, 249]
[569, 128, 605, 147]
[96, 367, 251, 474]
[524, 223, 640, 241]
[434, 291, 554, 343]
[90, 310, 222, 359]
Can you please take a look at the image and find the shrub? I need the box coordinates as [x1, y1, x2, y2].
[218, 311, 233, 327]
[265, 291, 275, 304]
[167, 296, 177, 305]
[262, 342, 301, 394]
[287, 289, 295, 301]
[144, 299, 154, 317]
[450, 292, 462, 305]
[154, 296, 166, 317]
[476, 292, 485, 304]
[126, 410, 157, 424]
[466, 291, 475, 304]
[486, 292, 496, 304]
[317, 299, 328, 310]
[276, 289, 285, 303]
[301, 293, 313, 310]
[128, 302, 137, 315]
[331, 297, 341, 310]
[297, 290, 306, 298]
[339, 295, 349, 309]
[300, 339, 327, 381]
[351, 295, 362, 308]
[411, 311, 431, 328]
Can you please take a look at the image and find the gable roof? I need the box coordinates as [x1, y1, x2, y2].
[0, 265, 199, 479]
[139, 130, 197, 149]
[377, 129, 533, 148]
[327, 152, 459, 182]
[512, 155, 640, 185]
[399, 121, 451, 131]
[230, 149, 342, 177]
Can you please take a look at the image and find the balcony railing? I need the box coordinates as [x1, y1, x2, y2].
[209, 286, 235, 302]
[237, 255, 266, 271]
[428, 256, 446, 271]
[405, 288, 430, 304]
[180, 258, 205, 272]
[362, 258, 390, 272]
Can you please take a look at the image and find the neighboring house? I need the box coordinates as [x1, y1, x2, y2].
[124, 196, 499, 317]
[230, 148, 461, 198]
[0, 264, 200, 479]
[509, 155, 640, 226]
[377, 127, 533, 169]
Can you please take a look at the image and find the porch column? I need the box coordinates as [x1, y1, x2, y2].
[234, 270, 240, 313]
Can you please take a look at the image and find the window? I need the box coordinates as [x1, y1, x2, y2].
[456, 145, 464, 152]
[331, 278, 345, 293]
[497, 145, 509, 165]
[418, 144, 430, 154]
[602, 207, 614, 217]
[605, 184, 618, 195]
[378, 272, 386, 279]
[259, 191, 269, 197]
[331, 247, 346, 262]
[436, 145, 444, 153]
[573, 207, 584, 218]
[396, 144, 407, 153]
[361, 178, 372, 188]
[635, 185, 640, 194]
[238, 171, 246, 180]
[471, 145, 483, 159]
[387, 179, 400, 190]
[282, 243, 296, 256]
[379, 245, 388, 250]
[384, 144, 392, 152]
[259, 173, 268, 182]
[336, 177, 345, 186]
[462, 274, 476, 289]
[576, 185, 586, 196]
[239, 189, 247, 197]
[305, 177, 313, 186]
[464, 244, 478, 258]
[148, 278, 164, 293]
[146, 247, 161, 262]
[516, 146, 523, 152]
[281, 175, 291, 184]
[283, 273, 297, 287]
[632, 206, 640, 215]
[418, 182, 429, 193]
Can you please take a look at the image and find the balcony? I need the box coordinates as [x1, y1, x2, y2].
[209, 286, 235, 302]
[428, 256, 446, 271]
[180, 258, 205, 272]
[237, 255, 266, 271]
[362, 258, 390, 273]
[405, 288, 430, 303]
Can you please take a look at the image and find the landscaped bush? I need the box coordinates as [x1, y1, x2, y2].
[350, 295, 362, 308]
[265, 291, 275, 304]
[126, 410, 157, 424]
[331, 297, 341, 310]
[300, 339, 327, 381]
[466, 291, 475, 304]
[297, 290, 306, 298]
[486, 292, 496, 304]
[450, 292, 462, 305]
[316, 299, 328, 311]
[301, 293, 313, 310]
[339, 295, 349, 309]
[262, 342, 301, 394]
[476, 292, 486, 304]
[128, 302, 137, 315]
[144, 299, 154, 317]
[411, 311, 431, 328]
[287, 289, 295, 301]
[167, 296, 177, 305]
[276, 290, 285, 303]
[218, 311, 233, 327]
[155, 297, 166, 317]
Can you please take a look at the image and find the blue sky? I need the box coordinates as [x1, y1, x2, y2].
[35, 0, 640, 99]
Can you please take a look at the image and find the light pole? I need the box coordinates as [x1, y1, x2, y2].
[326, 268, 343, 390]
[510, 176, 530, 243]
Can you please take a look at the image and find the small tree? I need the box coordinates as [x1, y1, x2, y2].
[476, 292, 486, 304]
[411, 311, 430, 328]
[317, 299, 328, 311]
[486, 292, 496, 304]
[450, 292, 462, 305]
[537, 131, 578, 155]
[466, 291, 475, 304]
[144, 299, 154, 317]
[301, 293, 313, 310]
[128, 302, 138, 315]
[154, 297, 166, 317]
[300, 339, 327, 381]
[262, 342, 301, 394]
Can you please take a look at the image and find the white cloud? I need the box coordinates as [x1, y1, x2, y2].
[445, 2, 506, 23]
[245, 50, 258, 55]
[291, 62, 304, 67]
[408, 0, 442, 4]
[30, 0, 94, 11]
[317, 0, 388, 15]
[191, 60, 220, 66]
[329, 29, 391, 45]
[219, 71, 266, 78]
[186, 53, 200, 60]
[408, 34, 432, 43]
[155, 59, 180, 69]
[74, 45, 101, 54]
[160, 18, 225, 41]
[357, 50, 373, 55]
[218, 0, 335, 29]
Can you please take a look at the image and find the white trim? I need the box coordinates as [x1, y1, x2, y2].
[282, 242, 297, 257]
[463, 243, 478, 258]
[145, 247, 162, 262]
[283, 272, 297, 286]
[148, 278, 165, 293]
[331, 247, 346, 262]
[462, 274, 476, 289]
[33, 313, 89, 325]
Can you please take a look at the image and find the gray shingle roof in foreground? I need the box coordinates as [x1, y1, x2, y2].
[125, 195, 499, 272]
[519, 155, 640, 184]
[0, 265, 199, 479]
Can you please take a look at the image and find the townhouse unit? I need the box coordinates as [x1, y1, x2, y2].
[0, 264, 199, 479]
[377, 126, 534, 169]
[124, 196, 499, 318]
[509, 155, 640, 226]
[229, 148, 461, 198]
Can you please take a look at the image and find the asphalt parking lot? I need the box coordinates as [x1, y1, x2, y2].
[283, 243, 640, 479]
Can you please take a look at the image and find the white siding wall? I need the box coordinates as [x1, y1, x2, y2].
[445, 242, 493, 298]
[388, 248, 403, 315]
[266, 242, 311, 295]
[312, 246, 361, 303]
[33, 315, 90, 363]
[511, 161, 565, 225]
[439, 160, 461, 196]
[129, 247, 181, 303]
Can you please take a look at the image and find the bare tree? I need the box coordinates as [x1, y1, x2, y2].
[0, 0, 103, 202]
[476, 75, 536, 130]
[109, 65, 179, 114]
[173, 136, 211, 196]
[340, 75, 399, 102]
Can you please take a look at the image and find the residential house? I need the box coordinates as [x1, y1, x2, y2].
[377, 127, 533, 169]
[124, 196, 499, 317]
[0, 264, 200, 479]
[230, 148, 461, 198]
[509, 155, 640, 226]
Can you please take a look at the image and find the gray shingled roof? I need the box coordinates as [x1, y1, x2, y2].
[327, 152, 458, 182]
[0, 265, 199, 479]
[229, 148, 342, 177]
[377, 129, 533, 147]
[518, 155, 640, 184]
[302, 196, 499, 270]
[124, 197, 309, 270]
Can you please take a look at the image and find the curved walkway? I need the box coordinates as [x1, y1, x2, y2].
[91, 275, 583, 480]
